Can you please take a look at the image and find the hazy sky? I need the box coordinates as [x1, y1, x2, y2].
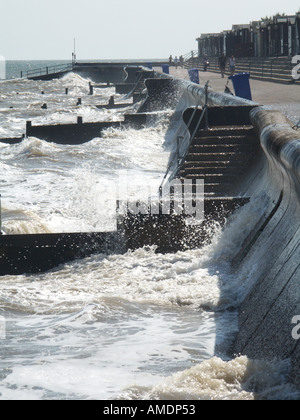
[1, 0, 300, 60]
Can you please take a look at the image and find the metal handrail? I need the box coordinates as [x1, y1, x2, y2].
[159, 81, 209, 191]
[124, 70, 145, 100]
[21, 63, 73, 79]
[183, 50, 199, 62]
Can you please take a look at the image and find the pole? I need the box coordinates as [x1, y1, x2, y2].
[72, 38, 76, 66]
[204, 80, 209, 130]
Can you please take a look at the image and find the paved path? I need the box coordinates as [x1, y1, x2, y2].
[154, 66, 300, 124]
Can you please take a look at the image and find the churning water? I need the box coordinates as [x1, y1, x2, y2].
[0, 63, 299, 400]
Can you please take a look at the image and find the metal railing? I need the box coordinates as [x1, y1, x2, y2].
[182, 50, 199, 62]
[124, 70, 145, 100]
[159, 81, 209, 192]
[20, 63, 73, 79]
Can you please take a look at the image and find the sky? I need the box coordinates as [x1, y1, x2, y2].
[0, 0, 300, 60]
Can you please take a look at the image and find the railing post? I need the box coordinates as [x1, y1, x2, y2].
[204, 80, 209, 130]
[177, 136, 184, 166]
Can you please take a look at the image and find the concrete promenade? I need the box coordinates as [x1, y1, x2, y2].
[154, 66, 300, 124]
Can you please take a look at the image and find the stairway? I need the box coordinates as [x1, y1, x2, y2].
[178, 125, 258, 197]
[120, 107, 260, 253]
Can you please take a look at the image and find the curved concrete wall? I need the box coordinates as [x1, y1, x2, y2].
[73, 64, 127, 83]
[148, 72, 300, 386]
[231, 107, 300, 386]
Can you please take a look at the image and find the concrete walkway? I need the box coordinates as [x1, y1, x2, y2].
[154, 66, 300, 124]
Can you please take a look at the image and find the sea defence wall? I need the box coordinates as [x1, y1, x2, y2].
[73, 63, 127, 84]
[230, 108, 300, 386]
[148, 73, 300, 385]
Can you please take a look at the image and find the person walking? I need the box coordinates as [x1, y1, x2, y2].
[229, 55, 236, 76]
[219, 53, 227, 78]
[203, 55, 209, 71]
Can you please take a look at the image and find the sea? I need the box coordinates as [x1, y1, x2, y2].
[0, 60, 299, 401]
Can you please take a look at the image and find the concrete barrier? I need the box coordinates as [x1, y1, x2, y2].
[230, 107, 300, 386]
[150, 69, 300, 387]
[73, 64, 127, 84]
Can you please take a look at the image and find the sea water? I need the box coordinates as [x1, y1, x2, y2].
[0, 62, 299, 400]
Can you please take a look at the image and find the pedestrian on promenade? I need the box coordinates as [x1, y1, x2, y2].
[219, 53, 227, 78]
[203, 55, 209, 71]
[169, 55, 173, 66]
[229, 55, 236, 76]
[174, 56, 178, 69]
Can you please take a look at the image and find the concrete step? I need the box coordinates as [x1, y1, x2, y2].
[183, 160, 246, 168]
[180, 165, 244, 175]
[188, 144, 255, 153]
[171, 180, 231, 195]
[196, 127, 255, 137]
[204, 183, 231, 193]
[236, 65, 293, 73]
[192, 136, 257, 146]
[182, 174, 237, 182]
[186, 152, 252, 162]
[248, 75, 294, 84]
[194, 63, 295, 84]
[245, 69, 292, 78]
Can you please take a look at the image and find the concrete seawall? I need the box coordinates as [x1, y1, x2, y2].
[230, 107, 300, 385]
[154, 70, 300, 386]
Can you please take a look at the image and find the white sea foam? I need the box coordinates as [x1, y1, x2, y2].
[120, 356, 300, 400]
